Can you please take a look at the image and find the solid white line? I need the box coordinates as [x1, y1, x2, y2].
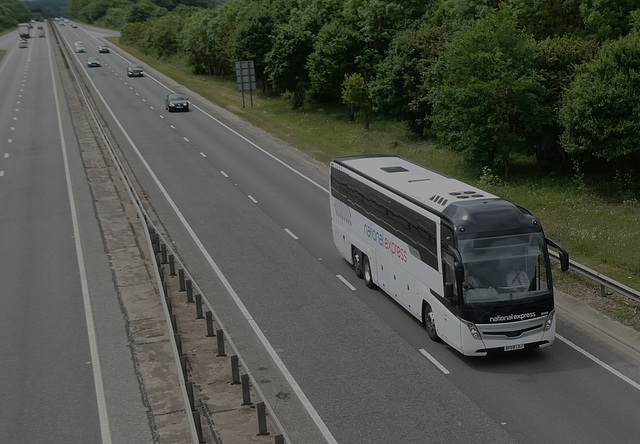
[419, 349, 450, 375]
[48, 37, 112, 443]
[557, 334, 640, 392]
[248, 195, 258, 204]
[336, 275, 356, 291]
[284, 228, 298, 240]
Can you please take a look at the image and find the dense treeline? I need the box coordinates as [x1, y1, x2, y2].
[71, 0, 640, 197]
[0, 0, 32, 31]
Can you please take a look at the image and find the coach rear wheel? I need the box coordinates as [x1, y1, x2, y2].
[423, 303, 439, 341]
[352, 248, 364, 279]
[363, 255, 375, 289]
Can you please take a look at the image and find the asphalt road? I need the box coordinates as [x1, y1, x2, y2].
[5, 21, 640, 443]
[0, 26, 153, 443]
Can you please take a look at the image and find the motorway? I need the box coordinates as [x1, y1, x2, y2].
[0, 26, 165, 443]
[3, 20, 640, 443]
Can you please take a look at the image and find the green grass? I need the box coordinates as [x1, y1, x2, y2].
[108, 37, 640, 294]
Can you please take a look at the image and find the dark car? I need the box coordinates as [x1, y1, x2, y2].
[165, 93, 190, 112]
[127, 63, 144, 77]
[98, 45, 110, 53]
[87, 56, 101, 67]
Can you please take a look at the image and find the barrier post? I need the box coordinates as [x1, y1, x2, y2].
[179, 269, 186, 291]
[186, 279, 194, 303]
[230, 355, 240, 385]
[256, 402, 270, 436]
[241, 374, 252, 406]
[169, 254, 176, 276]
[205, 311, 215, 337]
[216, 329, 227, 357]
[195, 294, 204, 319]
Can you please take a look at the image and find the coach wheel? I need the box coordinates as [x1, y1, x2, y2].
[352, 248, 364, 279]
[363, 255, 375, 289]
[423, 303, 439, 341]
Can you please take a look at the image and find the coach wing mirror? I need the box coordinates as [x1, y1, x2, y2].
[546, 238, 570, 272]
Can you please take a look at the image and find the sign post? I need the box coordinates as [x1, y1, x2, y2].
[235, 61, 256, 108]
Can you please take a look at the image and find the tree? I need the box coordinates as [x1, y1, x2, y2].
[430, 5, 550, 176]
[0, 0, 31, 31]
[307, 18, 364, 101]
[265, 0, 340, 107]
[536, 36, 599, 166]
[369, 21, 449, 136]
[342, 73, 372, 129]
[127, 0, 166, 23]
[559, 30, 640, 170]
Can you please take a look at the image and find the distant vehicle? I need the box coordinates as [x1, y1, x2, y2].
[18, 39, 28, 49]
[37, 26, 44, 38]
[74, 42, 86, 53]
[71, 23, 78, 28]
[127, 63, 144, 77]
[18, 23, 31, 38]
[98, 45, 110, 53]
[87, 56, 100, 67]
[165, 93, 190, 112]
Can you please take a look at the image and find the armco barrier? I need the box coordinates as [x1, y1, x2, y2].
[549, 251, 640, 303]
[150, 225, 288, 443]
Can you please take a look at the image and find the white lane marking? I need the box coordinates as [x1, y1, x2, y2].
[336, 275, 356, 291]
[7, 139, 11, 143]
[48, 38, 112, 443]
[170, 125, 175, 129]
[200, 152, 206, 158]
[248, 195, 258, 204]
[557, 334, 640, 392]
[220, 171, 229, 178]
[284, 228, 298, 240]
[419, 349, 450, 375]
[4, 153, 8, 158]
[0, 171, 4, 177]
[183, 137, 189, 142]
[192, 107, 329, 194]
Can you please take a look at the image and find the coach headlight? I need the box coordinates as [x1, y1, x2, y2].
[543, 310, 555, 331]
[465, 321, 481, 340]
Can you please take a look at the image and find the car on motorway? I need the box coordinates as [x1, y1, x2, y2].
[18, 38, 27, 48]
[71, 23, 78, 28]
[98, 44, 110, 53]
[74, 42, 86, 53]
[127, 63, 144, 77]
[165, 93, 190, 112]
[87, 56, 101, 67]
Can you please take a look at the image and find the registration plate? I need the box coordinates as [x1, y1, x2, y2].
[504, 344, 525, 352]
